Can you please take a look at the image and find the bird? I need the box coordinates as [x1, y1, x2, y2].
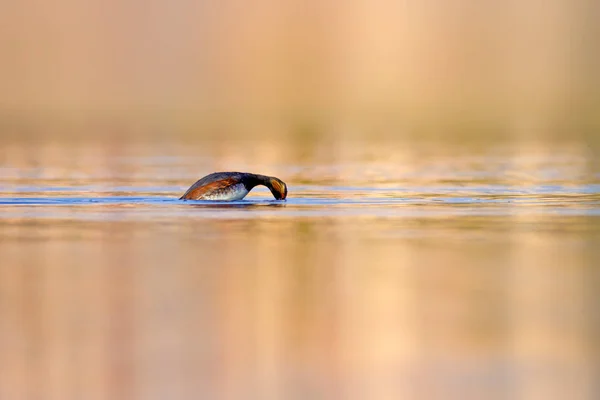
[180, 172, 288, 201]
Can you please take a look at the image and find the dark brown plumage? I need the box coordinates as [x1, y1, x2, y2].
[180, 172, 287, 201]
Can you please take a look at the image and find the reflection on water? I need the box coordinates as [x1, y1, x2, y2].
[0, 138, 599, 399]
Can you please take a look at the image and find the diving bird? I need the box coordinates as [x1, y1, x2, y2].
[180, 172, 288, 201]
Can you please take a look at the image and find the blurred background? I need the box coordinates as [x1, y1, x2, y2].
[1, 0, 600, 140]
[1, 1, 599, 399]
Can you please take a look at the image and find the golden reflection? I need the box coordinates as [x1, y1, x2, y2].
[0, 213, 598, 399]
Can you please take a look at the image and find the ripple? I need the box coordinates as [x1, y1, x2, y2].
[1, 183, 599, 220]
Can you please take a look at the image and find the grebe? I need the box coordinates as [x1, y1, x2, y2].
[180, 172, 288, 201]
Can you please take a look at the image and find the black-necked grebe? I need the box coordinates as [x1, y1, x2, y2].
[180, 172, 287, 201]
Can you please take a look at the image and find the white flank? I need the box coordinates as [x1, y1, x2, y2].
[202, 183, 248, 201]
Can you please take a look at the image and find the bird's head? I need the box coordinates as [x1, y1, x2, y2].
[268, 177, 287, 200]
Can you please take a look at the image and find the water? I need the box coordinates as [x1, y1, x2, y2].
[1, 137, 599, 399]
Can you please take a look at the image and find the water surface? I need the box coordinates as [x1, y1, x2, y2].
[1, 138, 599, 399]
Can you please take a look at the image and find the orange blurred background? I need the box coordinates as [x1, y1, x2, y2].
[1, 1, 599, 140]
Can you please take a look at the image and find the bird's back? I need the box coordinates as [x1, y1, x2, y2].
[180, 172, 249, 200]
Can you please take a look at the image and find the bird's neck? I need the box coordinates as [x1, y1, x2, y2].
[245, 173, 272, 190]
